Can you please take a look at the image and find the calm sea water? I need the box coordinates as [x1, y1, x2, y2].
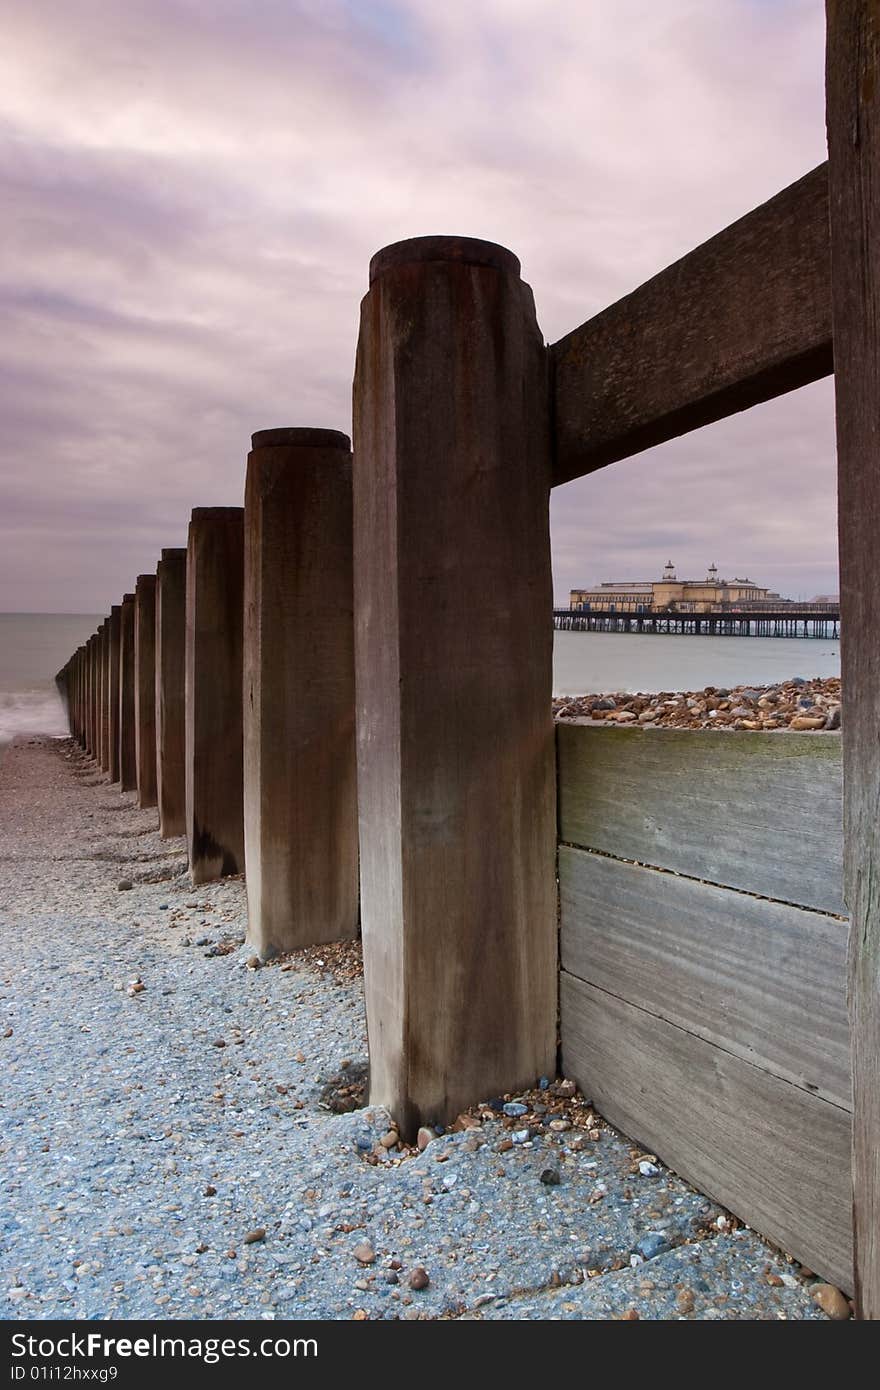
[0, 615, 842, 746]
[0, 613, 101, 746]
[553, 629, 841, 695]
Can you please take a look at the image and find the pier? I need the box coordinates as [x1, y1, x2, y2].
[554, 604, 840, 638]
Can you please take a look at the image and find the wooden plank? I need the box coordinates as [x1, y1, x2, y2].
[560, 845, 851, 1109]
[551, 163, 832, 486]
[561, 972, 853, 1292]
[826, 0, 880, 1321]
[557, 724, 844, 915]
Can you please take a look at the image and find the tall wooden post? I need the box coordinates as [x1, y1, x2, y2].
[353, 236, 557, 1137]
[156, 548, 187, 838]
[185, 508, 245, 885]
[88, 633, 98, 759]
[243, 427, 358, 957]
[134, 575, 158, 809]
[99, 619, 111, 773]
[119, 594, 137, 792]
[108, 606, 121, 782]
[827, 0, 880, 1320]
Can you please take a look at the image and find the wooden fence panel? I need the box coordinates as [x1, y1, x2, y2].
[557, 724, 844, 915]
[560, 846, 850, 1110]
[561, 974, 853, 1293]
[558, 722, 851, 1291]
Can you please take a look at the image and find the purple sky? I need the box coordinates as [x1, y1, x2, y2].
[0, 0, 836, 610]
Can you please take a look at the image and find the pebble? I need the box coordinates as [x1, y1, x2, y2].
[811, 1283, 851, 1319]
[243, 1229, 266, 1245]
[635, 1233, 669, 1261]
[540, 1168, 561, 1186]
[353, 1243, 375, 1266]
[409, 1268, 430, 1290]
[416, 1127, 433, 1151]
[117, 880, 133, 892]
[638, 1161, 660, 1177]
[502, 1102, 528, 1118]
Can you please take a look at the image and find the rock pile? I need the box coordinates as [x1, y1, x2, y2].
[554, 677, 841, 732]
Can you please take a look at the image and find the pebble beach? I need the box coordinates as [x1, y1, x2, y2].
[0, 735, 848, 1321]
[554, 676, 841, 730]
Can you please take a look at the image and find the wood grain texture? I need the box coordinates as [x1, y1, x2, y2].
[560, 845, 850, 1109]
[243, 433, 358, 956]
[826, 0, 880, 1319]
[551, 163, 832, 485]
[353, 240, 557, 1136]
[561, 972, 853, 1292]
[557, 723, 844, 914]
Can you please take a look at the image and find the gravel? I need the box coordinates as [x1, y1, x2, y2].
[0, 737, 836, 1320]
[554, 677, 841, 731]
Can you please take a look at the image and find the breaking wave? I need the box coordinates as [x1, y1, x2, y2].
[0, 689, 69, 745]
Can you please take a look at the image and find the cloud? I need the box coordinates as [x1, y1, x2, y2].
[0, 0, 833, 609]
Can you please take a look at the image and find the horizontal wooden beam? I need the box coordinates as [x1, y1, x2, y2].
[551, 163, 832, 486]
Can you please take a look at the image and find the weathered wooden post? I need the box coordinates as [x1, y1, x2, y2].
[243, 427, 358, 957]
[185, 508, 245, 884]
[99, 619, 111, 773]
[826, 0, 880, 1320]
[353, 236, 557, 1136]
[108, 606, 121, 782]
[134, 575, 158, 810]
[156, 548, 187, 838]
[88, 632, 98, 759]
[119, 594, 137, 792]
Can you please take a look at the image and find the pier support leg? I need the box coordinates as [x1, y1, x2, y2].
[243, 428, 358, 957]
[353, 236, 557, 1137]
[135, 575, 158, 810]
[156, 549, 187, 839]
[185, 508, 245, 885]
[119, 594, 137, 792]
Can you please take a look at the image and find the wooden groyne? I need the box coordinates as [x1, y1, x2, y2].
[53, 4, 880, 1315]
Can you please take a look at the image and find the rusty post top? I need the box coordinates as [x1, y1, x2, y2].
[250, 427, 351, 453]
[135, 574, 157, 590]
[160, 547, 187, 563]
[110, 604, 120, 615]
[122, 594, 136, 604]
[369, 235, 520, 285]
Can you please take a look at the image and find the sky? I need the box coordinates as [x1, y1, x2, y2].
[0, 0, 837, 610]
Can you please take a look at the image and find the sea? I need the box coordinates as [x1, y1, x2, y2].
[0, 613, 842, 748]
[0, 613, 102, 748]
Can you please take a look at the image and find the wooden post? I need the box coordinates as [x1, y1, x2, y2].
[826, 0, 880, 1320]
[88, 633, 98, 759]
[119, 594, 137, 792]
[353, 236, 557, 1136]
[243, 427, 358, 956]
[108, 606, 121, 782]
[134, 574, 158, 809]
[99, 619, 111, 773]
[156, 548, 187, 838]
[185, 508, 245, 885]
